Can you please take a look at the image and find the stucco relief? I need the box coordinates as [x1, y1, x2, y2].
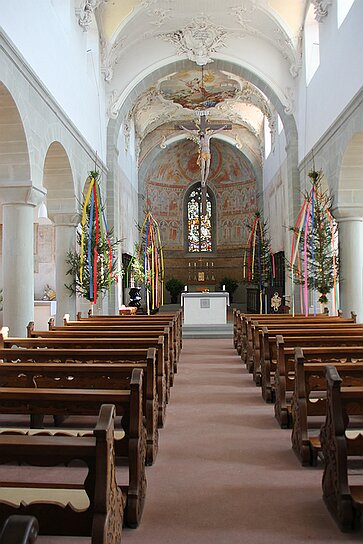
[144, 140, 257, 249]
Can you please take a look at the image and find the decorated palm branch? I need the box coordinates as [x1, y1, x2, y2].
[65, 170, 122, 303]
[126, 211, 164, 314]
[243, 211, 275, 312]
[288, 169, 339, 315]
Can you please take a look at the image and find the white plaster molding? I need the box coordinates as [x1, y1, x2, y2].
[76, 0, 108, 31]
[283, 87, 295, 115]
[0, 184, 46, 206]
[231, 5, 301, 78]
[159, 16, 228, 66]
[311, 0, 332, 22]
[140, 0, 175, 27]
[101, 35, 127, 82]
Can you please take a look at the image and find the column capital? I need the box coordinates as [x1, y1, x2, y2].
[332, 205, 363, 221]
[51, 212, 80, 227]
[0, 183, 46, 207]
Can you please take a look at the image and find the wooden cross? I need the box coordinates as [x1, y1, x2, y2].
[175, 115, 232, 137]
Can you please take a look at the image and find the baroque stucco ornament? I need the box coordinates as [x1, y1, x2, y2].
[311, 0, 332, 22]
[159, 16, 228, 66]
[76, 0, 108, 30]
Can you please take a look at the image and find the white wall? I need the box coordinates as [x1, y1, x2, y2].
[297, 0, 363, 160]
[0, 0, 107, 159]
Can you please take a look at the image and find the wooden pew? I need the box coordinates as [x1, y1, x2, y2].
[320, 365, 363, 532]
[260, 327, 363, 403]
[80, 308, 184, 352]
[1, 331, 167, 429]
[0, 370, 146, 529]
[74, 311, 182, 363]
[245, 315, 357, 374]
[274, 339, 363, 429]
[62, 316, 179, 374]
[28, 321, 174, 391]
[0, 404, 127, 542]
[291, 348, 363, 466]
[0, 347, 157, 465]
[235, 310, 336, 358]
[0, 515, 38, 544]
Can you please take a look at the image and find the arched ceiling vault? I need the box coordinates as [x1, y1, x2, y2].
[83, 1, 310, 170]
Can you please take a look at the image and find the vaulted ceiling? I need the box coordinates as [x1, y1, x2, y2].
[77, 1, 322, 162]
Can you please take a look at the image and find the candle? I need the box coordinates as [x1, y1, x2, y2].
[184, 285, 187, 291]
[222, 285, 226, 291]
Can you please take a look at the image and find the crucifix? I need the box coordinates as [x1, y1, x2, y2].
[176, 114, 232, 213]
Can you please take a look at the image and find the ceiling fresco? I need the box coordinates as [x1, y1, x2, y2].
[159, 68, 240, 110]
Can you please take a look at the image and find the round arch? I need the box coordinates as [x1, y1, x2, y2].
[0, 82, 30, 184]
[43, 141, 77, 218]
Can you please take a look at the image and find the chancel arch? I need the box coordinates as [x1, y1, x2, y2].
[141, 135, 258, 297]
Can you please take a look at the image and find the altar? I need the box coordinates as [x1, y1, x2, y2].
[181, 292, 229, 325]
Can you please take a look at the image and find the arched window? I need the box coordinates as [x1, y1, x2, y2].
[187, 186, 213, 252]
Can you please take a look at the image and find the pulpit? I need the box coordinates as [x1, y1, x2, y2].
[181, 292, 229, 325]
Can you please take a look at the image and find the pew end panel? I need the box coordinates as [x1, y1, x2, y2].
[320, 365, 363, 532]
[0, 404, 126, 543]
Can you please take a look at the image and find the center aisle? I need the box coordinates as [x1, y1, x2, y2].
[123, 338, 361, 544]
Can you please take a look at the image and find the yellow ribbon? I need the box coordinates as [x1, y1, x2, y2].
[80, 177, 95, 285]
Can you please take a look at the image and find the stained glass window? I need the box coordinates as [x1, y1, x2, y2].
[187, 187, 212, 252]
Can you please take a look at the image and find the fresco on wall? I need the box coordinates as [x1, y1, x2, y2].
[145, 140, 257, 250]
[159, 68, 240, 110]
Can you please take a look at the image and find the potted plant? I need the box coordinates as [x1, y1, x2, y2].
[219, 277, 239, 303]
[165, 277, 184, 304]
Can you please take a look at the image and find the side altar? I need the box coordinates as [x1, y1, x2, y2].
[181, 292, 229, 325]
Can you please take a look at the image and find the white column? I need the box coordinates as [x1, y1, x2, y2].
[53, 214, 78, 325]
[1, 181, 47, 335]
[338, 217, 363, 320]
[3, 203, 35, 335]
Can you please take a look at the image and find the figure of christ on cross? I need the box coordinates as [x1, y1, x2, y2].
[176, 115, 231, 214]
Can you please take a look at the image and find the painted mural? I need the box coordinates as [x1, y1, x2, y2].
[159, 68, 240, 110]
[145, 140, 257, 251]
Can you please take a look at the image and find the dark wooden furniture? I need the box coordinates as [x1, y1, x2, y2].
[320, 365, 363, 532]
[291, 348, 363, 466]
[1, 332, 167, 429]
[0, 355, 157, 466]
[0, 515, 39, 544]
[0, 404, 127, 542]
[0, 369, 146, 528]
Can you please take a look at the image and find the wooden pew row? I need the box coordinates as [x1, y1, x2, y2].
[235, 310, 340, 357]
[244, 315, 358, 373]
[320, 365, 363, 532]
[0, 404, 127, 542]
[259, 327, 363, 403]
[232, 310, 325, 354]
[73, 313, 182, 364]
[79, 308, 183, 352]
[63, 314, 180, 370]
[291, 348, 363, 466]
[0, 515, 38, 544]
[274, 339, 363, 429]
[1, 331, 167, 429]
[251, 322, 363, 396]
[47, 321, 177, 383]
[0, 370, 146, 529]
[0, 347, 157, 466]
[28, 320, 175, 391]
